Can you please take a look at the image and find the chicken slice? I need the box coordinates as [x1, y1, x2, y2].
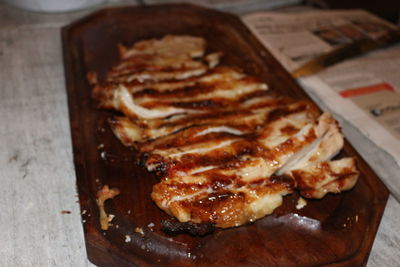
[108, 66, 209, 84]
[108, 99, 314, 147]
[106, 85, 196, 119]
[118, 35, 206, 59]
[151, 163, 294, 228]
[276, 112, 343, 175]
[108, 97, 298, 144]
[107, 35, 207, 83]
[286, 157, 359, 199]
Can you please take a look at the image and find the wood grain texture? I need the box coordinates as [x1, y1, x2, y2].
[61, 4, 389, 267]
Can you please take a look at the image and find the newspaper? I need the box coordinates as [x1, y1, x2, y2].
[242, 9, 399, 73]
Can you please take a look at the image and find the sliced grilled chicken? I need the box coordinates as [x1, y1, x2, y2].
[90, 35, 359, 231]
[149, 113, 347, 228]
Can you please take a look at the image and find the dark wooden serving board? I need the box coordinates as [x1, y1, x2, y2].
[62, 4, 389, 266]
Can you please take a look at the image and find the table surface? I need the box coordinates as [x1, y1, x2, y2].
[1, 1, 399, 266]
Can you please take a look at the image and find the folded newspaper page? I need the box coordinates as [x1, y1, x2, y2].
[299, 45, 400, 200]
[242, 9, 400, 75]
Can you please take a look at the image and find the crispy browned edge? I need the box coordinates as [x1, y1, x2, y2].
[61, 3, 389, 266]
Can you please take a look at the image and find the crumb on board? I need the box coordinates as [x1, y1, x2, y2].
[296, 197, 307, 210]
[108, 214, 115, 222]
[61, 210, 71, 214]
[147, 222, 155, 228]
[135, 227, 145, 236]
[86, 71, 98, 85]
[81, 209, 87, 215]
[125, 235, 131, 243]
[96, 185, 120, 230]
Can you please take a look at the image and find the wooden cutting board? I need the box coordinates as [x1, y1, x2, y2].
[62, 4, 389, 266]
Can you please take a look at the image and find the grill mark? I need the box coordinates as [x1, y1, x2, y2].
[274, 129, 317, 154]
[153, 98, 303, 128]
[133, 88, 159, 96]
[191, 190, 244, 209]
[133, 83, 207, 98]
[162, 139, 263, 174]
[110, 65, 204, 78]
[330, 171, 359, 188]
[161, 181, 209, 192]
[143, 101, 306, 140]
[150, 131, 244, 151]
[108, 65, 234, 89]
[139, 88, 270, 110]
[143, 124, 209, 148]
[157, 110, 252, 128]
[107, 54, 158, 76]
[108, 66, 207, 84]
[269, 174, 296, 189]
[242, 95, 291, 108]
[131, 69, 256, 99]
[237, 88, 270, 102]
[280, 125, 300, 135]
[105, 70, 202, 91]
[292, 164, 358, 194]
[109, 63, 162, 77]
[265, 102, 310, 124]
[172, 99, 223, 109]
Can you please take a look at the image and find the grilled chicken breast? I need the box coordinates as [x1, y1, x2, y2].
[90, 35, 359, 231]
